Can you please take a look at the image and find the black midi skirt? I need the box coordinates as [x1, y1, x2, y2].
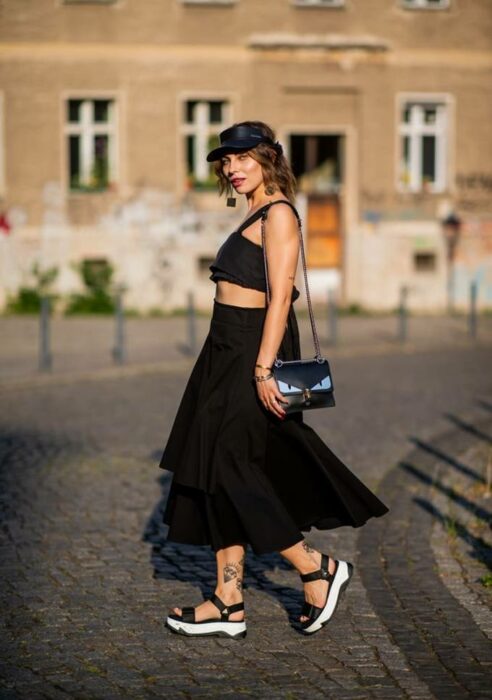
[159, 299, 389, 555]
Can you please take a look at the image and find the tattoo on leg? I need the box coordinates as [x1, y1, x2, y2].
[223, 555, 246, 585]
[302, 541, 315, 554]
[223, 564, 238, 583]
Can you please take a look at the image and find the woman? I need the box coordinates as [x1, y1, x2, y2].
[160, 120, 389, 639]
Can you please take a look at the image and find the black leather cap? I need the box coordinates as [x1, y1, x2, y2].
[206, 124, 276, 162]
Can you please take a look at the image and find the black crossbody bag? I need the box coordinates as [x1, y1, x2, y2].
[260, 201, 335, 414]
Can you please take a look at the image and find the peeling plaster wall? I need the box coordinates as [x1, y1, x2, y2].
[2, 197, 491, 313]
[345, 218, 492, 311]
[0, 183, 236, 312]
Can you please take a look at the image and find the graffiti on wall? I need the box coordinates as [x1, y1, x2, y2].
[456, 173, 492, 192]
[456, 172, 492, 212]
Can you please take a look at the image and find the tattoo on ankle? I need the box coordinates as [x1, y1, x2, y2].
[223, 564, 237, 583]
[223, 556, 246, 584]
[302, 541, 315, 554]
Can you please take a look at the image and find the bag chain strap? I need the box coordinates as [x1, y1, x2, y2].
[260, 203, 322, 363]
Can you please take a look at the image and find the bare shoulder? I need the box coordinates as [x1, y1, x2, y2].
[264, 200, 299, 241]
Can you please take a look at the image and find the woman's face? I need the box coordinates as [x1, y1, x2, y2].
[220, 151, 264, 196]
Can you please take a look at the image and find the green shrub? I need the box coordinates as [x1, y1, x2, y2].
[65, 259, 115, 315]
[65, 291, 114, 315]
[343, 303, 363, 316]
[7, 288, 43, 314]
[5, 263, 58, 314]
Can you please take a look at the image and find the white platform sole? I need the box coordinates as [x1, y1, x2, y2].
[166, 616, 247, 639]
[302, 560, 354, 635]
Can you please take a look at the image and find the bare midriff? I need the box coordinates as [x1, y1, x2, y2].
[214, 280, 266, 308]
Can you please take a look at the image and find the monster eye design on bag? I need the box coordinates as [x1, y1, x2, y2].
[274, 357, 335, 412]
[261, 203, 335, 414]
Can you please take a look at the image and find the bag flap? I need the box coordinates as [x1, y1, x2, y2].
[274, 359, 332, 391]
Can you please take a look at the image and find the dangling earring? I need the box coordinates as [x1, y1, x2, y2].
[265, 184, 276, 196]
[226, 196, 236, 207]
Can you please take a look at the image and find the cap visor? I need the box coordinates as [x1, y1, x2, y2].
[206, 139, 260, 162]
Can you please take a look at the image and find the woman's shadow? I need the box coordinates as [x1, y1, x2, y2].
[143, 469, 305, 631]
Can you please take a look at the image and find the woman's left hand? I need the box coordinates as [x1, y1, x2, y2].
[255, 373, 288, 419]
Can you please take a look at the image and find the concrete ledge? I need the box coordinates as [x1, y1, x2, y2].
[247, 33, 391, 51]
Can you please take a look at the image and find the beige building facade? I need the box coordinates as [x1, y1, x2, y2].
[0, 0, 491, 312]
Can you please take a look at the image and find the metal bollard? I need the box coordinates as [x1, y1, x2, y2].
[187, 291, 197, 357]
[398, 285, 408, 342]
[39, 296, 52, 372]
[327, 289, 338, 346]
[112, 291, 126, 364]
[469, 280, 478, 340]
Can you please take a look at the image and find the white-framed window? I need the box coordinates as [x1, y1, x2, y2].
[65, 98, 117, 192]
[398, 98, 449, 193]
[400, 0, 449, 9]
[293, 0, 345, 6]
[182, 99, 231, 189]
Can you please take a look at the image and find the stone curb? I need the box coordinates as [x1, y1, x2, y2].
[358, 413, 492, 699]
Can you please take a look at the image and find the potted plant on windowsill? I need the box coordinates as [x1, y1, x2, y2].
[69, 153, 113, 193]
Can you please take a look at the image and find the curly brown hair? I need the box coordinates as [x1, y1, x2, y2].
[212, 120, 298, 203]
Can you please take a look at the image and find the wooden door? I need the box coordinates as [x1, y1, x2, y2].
[306, 195, 341, 268]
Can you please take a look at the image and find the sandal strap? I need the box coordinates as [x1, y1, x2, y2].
[320, 553, 329, 573]
[300, 567, 334, 583]
[180, 606, 196, 623]
[209, 594, 244, 620]
[300, 555, 335, 583]
[210, 593, 227, 614]
[178, 596, 244, 624]
[227, 601, 244, 614]
[301, 601, 323, 621]
[301, 601, 314, 617]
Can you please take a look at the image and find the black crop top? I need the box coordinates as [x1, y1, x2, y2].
[209, 200, 300, 302]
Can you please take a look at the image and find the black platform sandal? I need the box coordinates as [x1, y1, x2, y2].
[300, 553, 354, 635]
[166, 593, 246, 639]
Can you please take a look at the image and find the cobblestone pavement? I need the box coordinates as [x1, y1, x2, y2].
[1, 334, 491, 698]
